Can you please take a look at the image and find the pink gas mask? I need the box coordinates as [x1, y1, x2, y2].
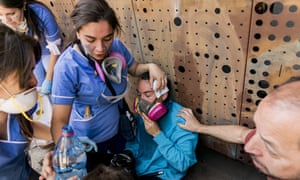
[133, 97, 167, 121]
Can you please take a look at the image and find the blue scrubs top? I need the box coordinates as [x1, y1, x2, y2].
[52, 39, 134, 143]
[0, 115, 33, 180]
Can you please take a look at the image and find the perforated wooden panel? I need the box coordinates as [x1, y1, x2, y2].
[109, 0, 252, 160]
[238, 0, 300, 164]
[39, 0, 300, 164]
[39, 0, 76, 39]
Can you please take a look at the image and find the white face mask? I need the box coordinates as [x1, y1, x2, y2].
[0, 85, 37, 114]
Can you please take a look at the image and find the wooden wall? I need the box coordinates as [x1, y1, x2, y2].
[40, 0, 300, 164]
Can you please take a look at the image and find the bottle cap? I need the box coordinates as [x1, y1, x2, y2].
[61, 125, 74, 137]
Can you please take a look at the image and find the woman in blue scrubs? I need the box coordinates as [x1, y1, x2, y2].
[0, 24, 52, 179]
[50, 0, 167, 172]
[0, 0, 62, 94]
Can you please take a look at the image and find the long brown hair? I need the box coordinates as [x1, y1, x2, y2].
[0, 24, 41, 140]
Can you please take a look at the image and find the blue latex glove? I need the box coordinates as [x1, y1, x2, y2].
[41, 79, 52, 94]
[78, 136, 98, 152]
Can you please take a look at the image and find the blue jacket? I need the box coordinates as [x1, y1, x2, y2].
[126, 100, 198, 180]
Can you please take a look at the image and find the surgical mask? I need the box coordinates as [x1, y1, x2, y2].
[133, 97, 167, 121]
[0, 85, 42, 121]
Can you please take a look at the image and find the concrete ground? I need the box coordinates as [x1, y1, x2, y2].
[184, 145, 266, 180]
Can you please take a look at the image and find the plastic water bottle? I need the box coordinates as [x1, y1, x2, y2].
[52, 125, 87, 180]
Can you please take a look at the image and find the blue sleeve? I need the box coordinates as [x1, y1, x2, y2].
[51, 49, 77, 104]
[30, 3, 61, 42]
[110, 39, 134, 68]
[153, 124, 198, 172]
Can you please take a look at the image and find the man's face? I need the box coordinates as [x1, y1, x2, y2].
[76, 20, 114, 61]
[244, 101, 300, 179]
[137, 79, 156, 104]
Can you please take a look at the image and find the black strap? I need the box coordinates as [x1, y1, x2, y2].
[105, 76, 117, 96]
[77, 41, 97, 72]
[77, 40, 117, 96]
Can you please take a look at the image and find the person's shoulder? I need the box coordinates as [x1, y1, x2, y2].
[28, 2, 51, 14]
[168, 100, 183, 110]
[111, 38, 128, 50]
[57, 46, 78, 63]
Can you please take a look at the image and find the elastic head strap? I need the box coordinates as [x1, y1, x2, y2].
[11, 93, 43, 122]
[0, 84, 13, 97]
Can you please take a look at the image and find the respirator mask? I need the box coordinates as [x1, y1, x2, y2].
[0, 86, 37, 114]
[133, 97, 167, 121]
[0, 85, 46, 122]
[101, 53, 124, 84]
[133, 80, 169, 121]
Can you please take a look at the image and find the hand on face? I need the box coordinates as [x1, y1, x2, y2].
[141, 113, 161, 137]
[148, 64, 167, 91]
[177, 108, 202, 132]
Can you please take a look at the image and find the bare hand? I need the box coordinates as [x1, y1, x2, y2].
[148, 63, 167, 91]
[39, 151, 55, 180]
[177, 108, 203, 132]
[141, 113, 161, 136]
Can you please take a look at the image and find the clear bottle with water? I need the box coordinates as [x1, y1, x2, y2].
[52, 125, 87, 180]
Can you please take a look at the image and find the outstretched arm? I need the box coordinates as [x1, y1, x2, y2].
[177, 108, 251, 144]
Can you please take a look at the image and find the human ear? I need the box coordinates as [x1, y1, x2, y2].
[76, 31, 80, 39]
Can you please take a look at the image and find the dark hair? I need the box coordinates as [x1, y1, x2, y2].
[140, 71, 171, 90]
[83, 164, 134, 180]
[66, 0, 121, 46]
[0, 0, 55, 41]
[0, 23, 41, 139]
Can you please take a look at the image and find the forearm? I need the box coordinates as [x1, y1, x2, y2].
[32, 122, 52, 141]
[51, 120, 65, 144]
[129, 62, 153, 77]
[45, 53, 59, 80]
[51, 105, 71, 143]
[198, 125, 251, 144]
